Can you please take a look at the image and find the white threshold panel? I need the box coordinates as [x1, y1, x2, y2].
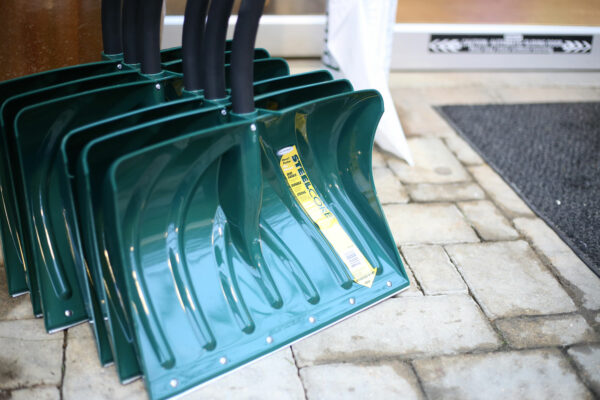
[393, 23, 600, 70]
[162, 15, 600, 70]
[162, 15, 327, 58]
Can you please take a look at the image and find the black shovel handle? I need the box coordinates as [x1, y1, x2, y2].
[140, 0, 164, 74]
[231, 0, 265, 114]
[202, 0, 235, 99]
[122, 0, 139, 64]
[101, 0, 123, 55]
[182, 0, 210, 91]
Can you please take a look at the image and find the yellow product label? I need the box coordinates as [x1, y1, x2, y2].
[278, 145, 377, 288]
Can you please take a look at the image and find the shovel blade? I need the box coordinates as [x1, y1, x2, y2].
[103, 88, 408, 399]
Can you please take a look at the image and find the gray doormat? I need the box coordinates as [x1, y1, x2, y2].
[437, 102, 600, 277]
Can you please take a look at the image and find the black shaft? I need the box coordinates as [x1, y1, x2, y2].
[183, 0, 210, 91]
[231, 0, 265, 114]
[140, 0, 164, 74]
[122, 0, 139, 63]
[101, 0, 123, 55]
[202, 0, 235, 99]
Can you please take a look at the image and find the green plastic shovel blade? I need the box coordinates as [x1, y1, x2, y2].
[100, 85, 408, 399]
[0, 44, 269, 298]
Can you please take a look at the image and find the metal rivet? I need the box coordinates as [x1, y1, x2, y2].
[266, 336, 273, 344]
[64, 310, 72, 317]
[556, 199, 561, 205]
[349, 298, 355, 305]
[221, 109, 227, 116]
[170, 379, 178, 388]
[155, 83, 161, 90]
[117, 63, 123, 70]
[219, 357, 227, 365]
[308, 316, 316, 324]
[250, 124, 257, 131]
[386, 281, 392, 287]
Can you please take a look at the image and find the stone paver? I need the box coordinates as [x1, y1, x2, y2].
[63, 324, 146, 400]
[514, 217, 600, 310]
[458, 200, 519, 241]
[189, 348, 305, 400]
[414, 349, 593, 400]
[292, 296, 499, 367]
[493, 87, 600, 103]
[388, 71, 600, 89]
[567, 344, 600, 396]
[388, 138, 470, 184]
[0, 319, 63, 390]
[300, 363, 424, 400]
[383, 203, 479, 245]
[10, 386, 60, 400]
[446, 241, 577, 319]
[412, 87, 500, 105]
[496, 314, 597, 349]
[372, 168, 409, 205]
[407, 182, 485, 202]
[394, 102, 454, 137]
[401, 245, 467, 295]
[444, 135, 484, 165]
[469, 165, 533, 217]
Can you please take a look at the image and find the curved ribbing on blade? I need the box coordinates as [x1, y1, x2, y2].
[265, 183, 353, 289]
[217, 130, 283, 309]
[212, 206, 255, 334]
[0, 185, 24, 266]
[35, 119, 74, 299]
[121, 154, 175, 369]
[260, 222, 320, 304]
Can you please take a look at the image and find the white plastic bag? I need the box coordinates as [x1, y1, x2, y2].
[324, 0, 413, 164]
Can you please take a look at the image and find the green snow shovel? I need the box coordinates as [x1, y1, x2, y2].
[0, 0, 270, 302]
[69, 77, 344, 380]
[60, 0, 332, 380]
[100, 1, 409, 398]
[3, 0, 287, 330]
[0, 0, 125, 298]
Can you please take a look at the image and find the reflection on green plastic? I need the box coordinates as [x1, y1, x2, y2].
[0, 43, 268, 300]
[6, 60, 292, 377]
[1, 57, 282, 334]
[0, 47, 184, 301]
[101, 85, 408, 399]
[64, 72, 333, 381]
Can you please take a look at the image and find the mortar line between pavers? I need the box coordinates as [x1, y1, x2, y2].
[59, 329, 68, 400]
[290, 346, 309, 400]
[452, 203, 486, 243]
[493, 311, 591, 324]
[0, 383, 61, 393]
[560, 345, 600, 398]
[303, 345, 563, 368]
[407, 360, 430, 400]
[396, 247, 425, 295]
[441, 246, 509, 349]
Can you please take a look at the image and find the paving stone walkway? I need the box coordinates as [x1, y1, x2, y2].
[1, 65, 599, 399]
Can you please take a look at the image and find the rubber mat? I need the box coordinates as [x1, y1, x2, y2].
[438, 102, 600, 277]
